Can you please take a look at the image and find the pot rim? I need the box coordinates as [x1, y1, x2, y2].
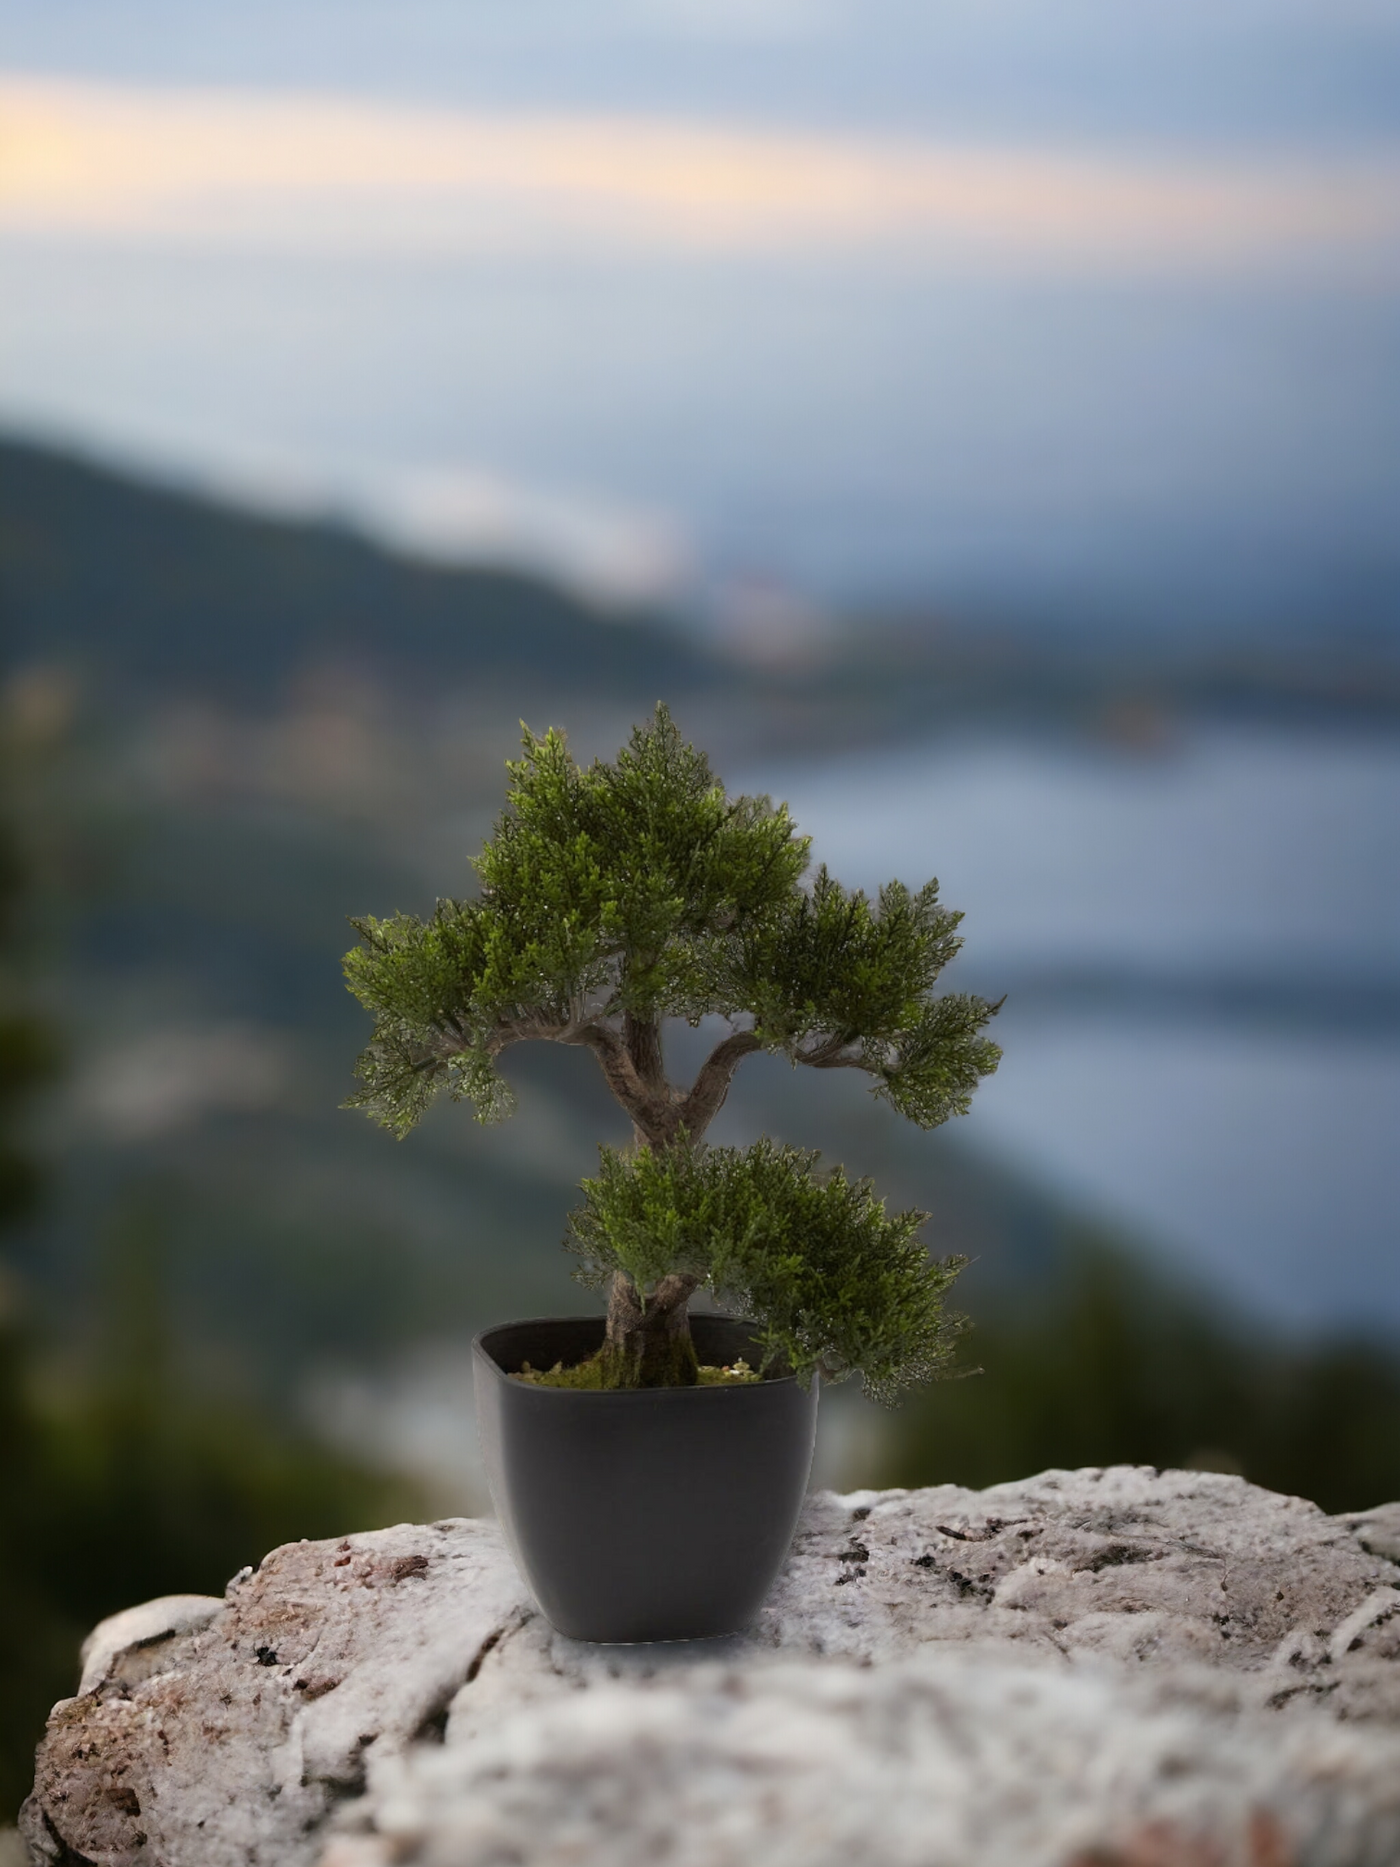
[472, 1313, 804, 1398]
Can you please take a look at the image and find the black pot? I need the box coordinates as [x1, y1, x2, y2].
[473, 1313, 819, 1643]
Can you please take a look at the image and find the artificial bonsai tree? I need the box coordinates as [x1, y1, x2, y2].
[343, 705, 1001, 1400]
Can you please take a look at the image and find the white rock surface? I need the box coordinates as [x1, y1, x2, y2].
[77, 1597, 224, 1698]
[21, 1469, 1400, 1867]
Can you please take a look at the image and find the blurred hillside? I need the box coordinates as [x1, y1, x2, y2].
[5, 434, 1399, 746]
[0, 436, 715, 705]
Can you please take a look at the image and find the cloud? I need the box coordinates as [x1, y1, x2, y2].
[364, 467, 690, 606]
[169, 446, 691, 605]
[1, 74, 1396, 272]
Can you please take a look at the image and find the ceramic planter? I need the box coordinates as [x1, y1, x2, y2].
[473, 1313, 819, 1643]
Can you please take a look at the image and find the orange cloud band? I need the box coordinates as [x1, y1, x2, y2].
[1, 75, 1397, 269]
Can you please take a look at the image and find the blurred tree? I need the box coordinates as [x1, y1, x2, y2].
[0, 809, 71, 1821]
[32, 1186, 423, 1636]
[0, 822, 58, 1224]
[880, 1234, 1400, 1514]
[0, 799, 420, 1820]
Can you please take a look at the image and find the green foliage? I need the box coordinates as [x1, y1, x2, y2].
[344, 705, 999, 1139]
[567, 1139, 968, 1403]
[345, 707, 814, 1133]
[737, 870, 960, 1045]
[344, 703, 1000, 1396]
[474, 712, 809, 1012]
[735, 868, 1002, 1126]
[344, 902, 507, 1135]
[514, 1357, 759, 1389]
[877, 993, 1006, 1129]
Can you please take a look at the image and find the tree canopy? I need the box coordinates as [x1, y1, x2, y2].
[344, 705, 1001, 1394]
[567, 1137, 968, 1404]
[344, 704, 1001, 1153]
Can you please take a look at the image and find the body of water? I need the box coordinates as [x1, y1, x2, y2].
[741, 724, 1400, 1336]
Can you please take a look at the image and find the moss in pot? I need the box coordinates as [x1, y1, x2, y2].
[343, 705, 1001, 1639]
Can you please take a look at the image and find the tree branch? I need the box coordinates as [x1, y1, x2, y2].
[423, 1009, 675, 1143]
[567, 1019, 678, 1147]
[792, 1032, 876, 1071]
[678, 1029, 763, 1144]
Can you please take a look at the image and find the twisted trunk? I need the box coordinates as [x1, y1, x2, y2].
[582, 1015, 762, 1383]
[597, 1269, 701, 1387]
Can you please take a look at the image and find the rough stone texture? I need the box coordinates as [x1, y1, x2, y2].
[21, 1522, 522, 1867]
[21, 1469, 1400, 1867]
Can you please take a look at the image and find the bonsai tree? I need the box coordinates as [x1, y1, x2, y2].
[344, 706, 1001, 1400]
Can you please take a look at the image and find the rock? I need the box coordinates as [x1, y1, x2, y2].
[1350, 1502, 1400, 1567]
[21, 1522, 523, 1867]
[78, 1596, 224, 1698]
[21, 1469, 1400, 1867]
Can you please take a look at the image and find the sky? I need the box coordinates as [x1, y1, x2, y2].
[2, 1, 1398, 620]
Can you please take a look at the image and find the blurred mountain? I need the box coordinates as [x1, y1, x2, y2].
[0, 435, 714, 704]
[5, 434, 1399, 750]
